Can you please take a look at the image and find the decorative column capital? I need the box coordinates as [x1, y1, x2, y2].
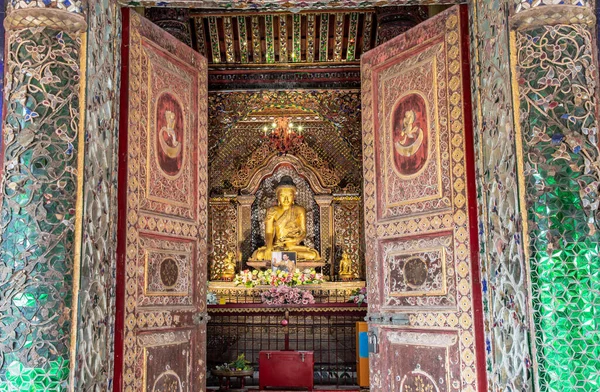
[209, 195, 236, 205]
[333, 194, 361, 203]
[5, 3, 87, 33]
[510, 4, 596, 30]
[237, 195, 256, 207]
[314, 195, 334, 207]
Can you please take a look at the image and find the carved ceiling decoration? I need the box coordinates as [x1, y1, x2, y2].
[208, 90, 361, 195]
[142, 6, 430, 89]
[130, 1, 455, 11]
[191, 10, 377, 67]
[207, 68, 361, 90]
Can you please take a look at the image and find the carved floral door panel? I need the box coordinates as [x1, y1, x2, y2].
[116, 9, 208, 392]
[361, 5, 486, 391]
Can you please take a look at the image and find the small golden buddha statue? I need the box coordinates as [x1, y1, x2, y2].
[339, 251, 354, 280]
[250, 176, 320, 262]
[221, 251, 236, 280]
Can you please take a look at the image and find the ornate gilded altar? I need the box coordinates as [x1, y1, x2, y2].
[208, 134, 365, 282]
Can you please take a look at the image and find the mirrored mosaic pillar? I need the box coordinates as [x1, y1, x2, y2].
[470, 1, 533, 391]
[510, 3, 600, 391]
[0, 1, 86, 390]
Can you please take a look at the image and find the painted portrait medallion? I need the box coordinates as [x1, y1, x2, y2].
[391, 93, 429, 178]
[156, 92, 185, 177]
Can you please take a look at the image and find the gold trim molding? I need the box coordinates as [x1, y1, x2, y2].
[333, 195, 362, 202]
[5, 8, 87, 32]
[208, 281, 366, 304]
[509, 29, 541, 392]
[208, 306, 367, 313]
[68, 31, 87, 392]
[209, 281, 365, 290]
[510, 5, 596, 30]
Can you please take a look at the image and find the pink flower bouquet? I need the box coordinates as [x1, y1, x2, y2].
[349, 287, 367, 306]
[260, 285, 316, 305]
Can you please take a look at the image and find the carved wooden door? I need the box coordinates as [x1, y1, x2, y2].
[361, 6, 486, 391]
[115, 9, 208, 392]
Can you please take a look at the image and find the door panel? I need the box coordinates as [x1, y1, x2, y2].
[361, 5, 485, 391]
[116, 9, 208, 392]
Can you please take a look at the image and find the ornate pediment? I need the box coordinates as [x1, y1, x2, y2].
[231, 144, 339, 195]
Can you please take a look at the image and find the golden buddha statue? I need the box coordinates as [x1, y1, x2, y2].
[250, 176, 320, 262]
[339, 252, 353, 276]
[221, 251, 236, 280]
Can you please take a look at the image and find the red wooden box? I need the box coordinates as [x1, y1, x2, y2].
[259, 350, 314, 390]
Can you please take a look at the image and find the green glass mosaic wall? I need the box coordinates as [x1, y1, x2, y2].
[1, 360, 69, 391]
[516, 23, 600, 391]
[0, 27, 82, 390]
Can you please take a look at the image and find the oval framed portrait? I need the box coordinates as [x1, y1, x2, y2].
[155, 91, 186, 178]
[390, 92, 430, 179]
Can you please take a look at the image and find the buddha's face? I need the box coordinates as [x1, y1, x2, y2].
[277, 188, 295, 207]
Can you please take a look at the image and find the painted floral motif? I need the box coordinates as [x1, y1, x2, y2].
[380, 235, 456, 309]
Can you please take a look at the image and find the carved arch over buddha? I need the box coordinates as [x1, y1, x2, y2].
[229, 142, 341, 193]
[241, 154, 336, 196]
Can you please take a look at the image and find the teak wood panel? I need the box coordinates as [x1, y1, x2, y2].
[115, 9, 209, 392]
[361, 5, 486, 391]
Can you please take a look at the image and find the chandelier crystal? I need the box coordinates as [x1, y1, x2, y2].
[262, 117, 304, 154]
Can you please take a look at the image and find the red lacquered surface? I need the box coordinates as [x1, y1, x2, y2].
[259, 351, 314, 390]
